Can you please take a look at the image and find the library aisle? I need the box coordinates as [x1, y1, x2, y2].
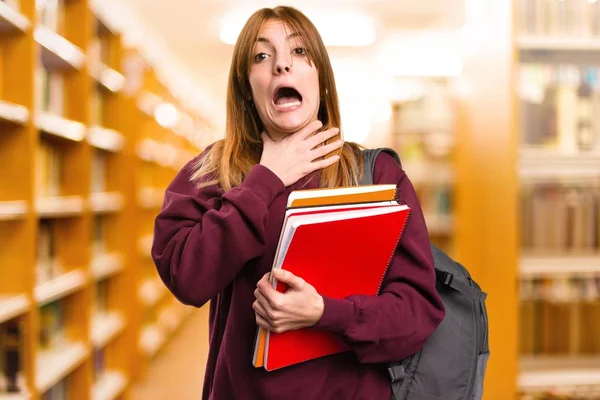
[130, 307, 209, 400]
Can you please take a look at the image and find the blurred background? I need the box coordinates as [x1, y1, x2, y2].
[0, 0, 598, 399]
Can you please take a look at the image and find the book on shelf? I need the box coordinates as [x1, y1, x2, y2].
[520, 275, 600, 356]
[0, 318, 26, 394]
[519, 0, 600, 38]
[41, 378, 66, 400]
[252, 184, 410, 371]
[518, 64, 600, 151]
[36, 0, 63, 33]
[35, 65, 64, 116]
[416, 185, 452, 218]
[90, 86, 104, 126]
[92, 216, 105, 256]
[520, 183, 599, 253]
[36, 140, 62, 198]
[88, 36, 101, 67]
[37, 219, 63, 285]
[92, 348, 105, 383]
[94, 280, 107, 315]
[91, 151, 106, 193]
[39, 301, 65, 350]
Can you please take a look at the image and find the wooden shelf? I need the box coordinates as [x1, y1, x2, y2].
[138, 187, 163, 209]
[88, 126, 125, 152]
[36, 112, 87, 142]
[89, 192, 124, 213]
[92, 371, 128, 400]
[157, 305, 181, 334]
[138, 235, 153, 258]
[0, 100, 29, 125]
[0, 1, 29, 33]
[91, 63, 125, 93]
[519, 356, 600, 392]
[36, 342, 88, 393]
[35, 269, 88, 305]
[520, 255, 600, 277]
[0, 294, 30, 324]
[139, 324, 166, 359]
[136, 92, 162, 117]
[36, 196, 85, 218]
[136, 138, 158, 163]
[0, 200, 28, 221]
[519, 147, 600, 181]
[0, 393, 31, 400]
[34, 26, 85, 71]
[91, 312, 126, 348]
[91, 253, 123, 281]
[0, 2, 210, 397]
[518, 36, 600, 51]
[138, 278, 166, 308]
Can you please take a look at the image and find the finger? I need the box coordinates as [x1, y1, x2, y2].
[254, 287, 274, 312]
[257, 278, 285, 309]
[255, 313, 276, 332]
[273, 268, 306, 290]
[305, 127, 340, 149]
[295, 120, 324, 140]
[252, 299, 270, 320]
[259, 272, 271, 286]
[307, 155, 341, 173]
[311, 139, 344, 161]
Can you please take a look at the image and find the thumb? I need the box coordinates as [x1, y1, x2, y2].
[273, 268, 305, 290]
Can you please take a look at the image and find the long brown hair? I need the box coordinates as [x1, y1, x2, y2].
[191, 6, 363, 190]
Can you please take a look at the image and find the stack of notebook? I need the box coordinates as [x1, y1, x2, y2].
[252, 184, 411, 371]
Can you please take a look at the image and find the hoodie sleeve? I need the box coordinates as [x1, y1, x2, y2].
[313, 151, 446, 363]
[151, 149, 285, 307]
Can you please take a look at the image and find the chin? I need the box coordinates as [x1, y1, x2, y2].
[273, 117, 311, 133]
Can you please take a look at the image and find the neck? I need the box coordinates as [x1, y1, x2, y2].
[265, 129, 288, 143]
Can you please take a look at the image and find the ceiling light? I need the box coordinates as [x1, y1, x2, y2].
[219, 8, 375, 47]
[378, 31, 464, 78]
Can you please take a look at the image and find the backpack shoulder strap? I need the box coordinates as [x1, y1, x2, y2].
[360, 147, 402, 185]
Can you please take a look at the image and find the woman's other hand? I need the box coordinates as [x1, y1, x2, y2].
[260, 120, 343, 187]
[253, 269, 324, 333]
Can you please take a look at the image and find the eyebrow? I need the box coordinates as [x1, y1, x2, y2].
[256, 32, 302, 44]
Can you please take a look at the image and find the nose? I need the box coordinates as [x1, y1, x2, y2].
[274, 59, 292, 75]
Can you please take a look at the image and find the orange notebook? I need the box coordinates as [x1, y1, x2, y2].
[252, 184, 408, 371]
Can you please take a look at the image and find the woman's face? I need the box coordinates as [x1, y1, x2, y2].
[248, 19, 320, 140]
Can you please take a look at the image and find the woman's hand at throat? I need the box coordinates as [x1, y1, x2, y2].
[253, 269, 324, 334]
[259, 120, 343, 187]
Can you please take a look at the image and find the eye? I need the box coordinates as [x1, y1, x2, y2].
[293, 47, 307, 56]
[254, 53, 270, 62]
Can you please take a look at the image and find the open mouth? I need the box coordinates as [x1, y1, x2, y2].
[273, 86, 303, 110]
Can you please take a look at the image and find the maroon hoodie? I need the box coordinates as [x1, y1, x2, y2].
[151, 147, 445, 400]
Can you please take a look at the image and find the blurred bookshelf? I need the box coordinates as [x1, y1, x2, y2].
[390, 78, 457, 256]
[0, 0, 205, 399]
[516, 0, 600, 398]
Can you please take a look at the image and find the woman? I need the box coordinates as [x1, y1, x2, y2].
[152, 6, 445, 400]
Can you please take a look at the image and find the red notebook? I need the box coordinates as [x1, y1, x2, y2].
[261, 204, 410, 371]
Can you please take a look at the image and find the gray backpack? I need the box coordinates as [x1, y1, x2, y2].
[360, 148, 490, 400]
